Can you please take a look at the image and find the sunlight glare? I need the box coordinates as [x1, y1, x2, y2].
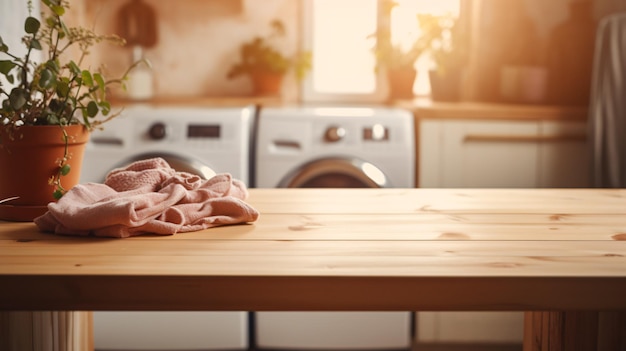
[392, 0, 461, 95]
[312, 0, 377, 94]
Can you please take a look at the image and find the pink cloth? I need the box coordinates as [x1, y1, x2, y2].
[35, 158, 260, 238]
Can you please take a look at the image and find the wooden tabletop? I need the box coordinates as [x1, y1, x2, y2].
[1, 188, 625, 312]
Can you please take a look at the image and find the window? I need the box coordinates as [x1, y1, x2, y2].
[301, 0, 382, 102]
[301, 0, 462, 103]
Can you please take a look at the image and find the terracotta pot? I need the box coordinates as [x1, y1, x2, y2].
[0, 124, 90, 221]
[250, 71, 284, 96]
[429, 68, 463, 102]
[387, 67, 417, 100]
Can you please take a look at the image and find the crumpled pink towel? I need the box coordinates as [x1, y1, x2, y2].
[35, 158, 260, 238]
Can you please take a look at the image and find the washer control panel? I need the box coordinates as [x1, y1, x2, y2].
[324, 126, 346, 142]
[363, 124, 389, 141]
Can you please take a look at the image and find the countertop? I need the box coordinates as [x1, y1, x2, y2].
[1, 188, 624, 312]
[110, 96, 589, 122]
[396, 98, 589, 121]
[2, 188, 626, 350]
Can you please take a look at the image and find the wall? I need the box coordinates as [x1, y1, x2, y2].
[83, 0, 300, 100]
[78, 0, 625, 103]
[467, 0, 626, 103]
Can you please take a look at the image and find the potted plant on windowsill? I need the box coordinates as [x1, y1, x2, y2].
[226, 19, 311, 96]
[373, 6, 442, 100]
[428, 14, 468, 102]
[0, 0, 136, 221]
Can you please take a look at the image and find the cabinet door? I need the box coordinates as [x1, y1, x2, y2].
[420, 120, 540, 188]
[418, 120, 444, 187]
[417, 311, 524, 344]
[416, 119, 585, 345]
[538, 121, 589, 188]
[418, 120, 531, 344]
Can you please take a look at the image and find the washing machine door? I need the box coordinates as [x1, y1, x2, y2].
[278, 157, 389, 188]
[109, 152, 216, 180]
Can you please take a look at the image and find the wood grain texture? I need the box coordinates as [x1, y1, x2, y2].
[0, 188, 625, 312]
[0, 311, 92, 351]
[523, 311, 626, 351]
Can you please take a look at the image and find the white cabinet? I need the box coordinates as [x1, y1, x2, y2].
[417, 311, 524, 344]
[537, 121, 590, 187]
[416, 117, 588, 345]
[419, 119, 589, 188]
[94, 312, 249, 350]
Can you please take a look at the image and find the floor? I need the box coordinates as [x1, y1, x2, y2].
[98, 345, 523, 351]
[414, 343, 522, 351]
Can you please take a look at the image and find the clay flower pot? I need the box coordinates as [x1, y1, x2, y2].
[387, 67, 417, 100]
[0, 125, 90, 221]
[429, 68, 463, 102]
[250, 71, 285, 96]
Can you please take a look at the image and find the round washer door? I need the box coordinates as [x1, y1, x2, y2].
[106, 152, 216, 181]
[278, 157, 389, 188]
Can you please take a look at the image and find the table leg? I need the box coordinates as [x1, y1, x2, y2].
[0, 311, 93, 351]
[524, 311, 626, 351]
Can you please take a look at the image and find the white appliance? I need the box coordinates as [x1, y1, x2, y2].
[81, 105, 254, 184]
[254, 105, 415, 350]
[255, 106, 415, 189]
[82, 105, 254, 351]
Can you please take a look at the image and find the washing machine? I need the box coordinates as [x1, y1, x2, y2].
[81, 105, 254, 185]
[81, 104, 254, 351]
[255, 105, 415, 188]
[254, 105, 415, 350]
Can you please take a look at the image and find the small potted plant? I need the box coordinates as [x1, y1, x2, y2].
[0, 0, 136, 221]
[373, 8, 442, 100]
[428, 15, 468, 102]
[227, 19, 311, 96]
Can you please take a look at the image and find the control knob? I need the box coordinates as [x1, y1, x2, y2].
[324, 126, 346, 142]
[148, 122, 167, 140]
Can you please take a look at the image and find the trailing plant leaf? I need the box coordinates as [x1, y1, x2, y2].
[81, 70, 93, 87]
[68, 61, 81, 76]
[38, 68, 54, 88]
[86, 101, 98, 117]
[24, 17, 40, 34]
[59, 164, 70, 176]
[56, 80, 69, 98]
[52, 189, 63, 200]
[0, 61, 16, 75]
[0, 36, 7, 52]
[9, 88, 27, 110]
[32, 39, 42, 51]
[98, 100, 110, 115]
[50, 4, 65, 16]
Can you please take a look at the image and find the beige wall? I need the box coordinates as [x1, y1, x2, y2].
[466, 0, 626, 102]
[82, 0, 301, 100]
[73, 0, 625, 102]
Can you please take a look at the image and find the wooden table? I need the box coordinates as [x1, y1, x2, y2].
[1, 188, 626, 350]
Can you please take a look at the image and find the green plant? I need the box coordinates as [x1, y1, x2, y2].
[0, 0, 136, 198]
[429, 14, 468, 75]
[373, 8, 443, 71]
[227, 19, 312, 81]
